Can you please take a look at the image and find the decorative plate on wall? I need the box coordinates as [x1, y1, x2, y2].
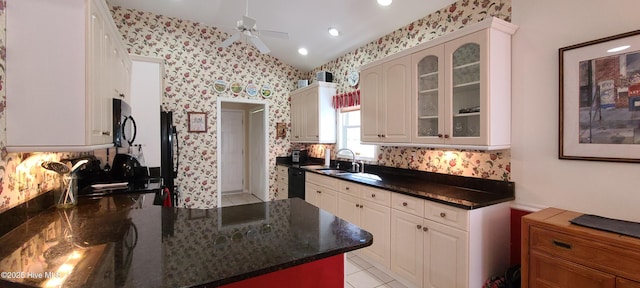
[213, 79, 227, 93]
[245, 83, 259, 97]
[261, 84, 273, 98]
[230, 82, 243, 95]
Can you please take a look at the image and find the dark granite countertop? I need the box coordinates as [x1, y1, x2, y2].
[0, 195, 372, 287]
[277, 157, 514, 210]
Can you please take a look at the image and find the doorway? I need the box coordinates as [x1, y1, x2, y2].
[217, 98, 269, 207]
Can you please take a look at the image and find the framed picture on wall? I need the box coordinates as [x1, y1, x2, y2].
[188, 112, 208, 133]
[559, 29, 640, 162]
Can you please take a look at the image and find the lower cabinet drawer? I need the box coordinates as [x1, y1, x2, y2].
[391, 193, 424, 217]
[361, 186, 391, 207]
[424, 200, 468, 231]
[530, 226, 640, 282]
[307, 173, 338, 190]
[529, 251, 615, 288]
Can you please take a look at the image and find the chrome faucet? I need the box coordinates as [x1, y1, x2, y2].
[336, 148, 361, 172]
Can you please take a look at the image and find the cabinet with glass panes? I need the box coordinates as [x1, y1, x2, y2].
[410, 21, 515, 149]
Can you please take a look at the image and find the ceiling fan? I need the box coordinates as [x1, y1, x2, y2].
[218, 0, 289, 54]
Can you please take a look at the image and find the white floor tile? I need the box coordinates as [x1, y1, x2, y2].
[350, 255, 373, 269]
[345, 281, 355, 288]
[367, 266, 394, 283]
[346, 270, 386, 288]
[380, 280, 409, 288]
[345, 258, 364, 275]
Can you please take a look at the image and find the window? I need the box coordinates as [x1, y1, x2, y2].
[337, 109, 377, 161]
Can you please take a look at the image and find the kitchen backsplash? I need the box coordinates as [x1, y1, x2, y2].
[303, 144, 510, 181]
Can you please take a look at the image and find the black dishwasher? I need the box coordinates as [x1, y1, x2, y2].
[288, 167, 305, 200]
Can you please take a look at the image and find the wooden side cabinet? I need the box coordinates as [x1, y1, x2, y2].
[522, 208, 640, 288]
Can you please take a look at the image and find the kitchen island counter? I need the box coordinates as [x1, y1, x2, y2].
[0, 195, 372, 287]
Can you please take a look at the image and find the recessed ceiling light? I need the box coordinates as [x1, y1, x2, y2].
[298, 48, 308, 55]
[328, 28, 340, 37]
[377, 0, 392, 6]
[607, 45, 630, 53]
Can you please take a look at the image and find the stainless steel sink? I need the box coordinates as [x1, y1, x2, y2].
[348, 173, 383, 181]
[315, 168, 354, 176]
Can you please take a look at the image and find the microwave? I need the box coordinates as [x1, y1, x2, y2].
[291, 149, 308, 163]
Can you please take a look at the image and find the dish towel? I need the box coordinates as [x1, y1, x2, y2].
[163, 187, 172, 207]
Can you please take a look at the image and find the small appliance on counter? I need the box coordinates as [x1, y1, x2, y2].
[111, 153, 145, 181]
[291, 149, 308, 164]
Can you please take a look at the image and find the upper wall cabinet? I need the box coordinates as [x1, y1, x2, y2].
[360, 17, 517, 150]
[290, 81, 337, 143]
[6, 0, 131, 152]
[361, 56, 412, 144]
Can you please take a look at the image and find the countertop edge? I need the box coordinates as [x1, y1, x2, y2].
[200, 241, 372, 287]
[280, 163, 514, 210]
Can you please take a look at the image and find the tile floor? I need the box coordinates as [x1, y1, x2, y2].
[345, 252, 408, 288]
[221, 192, 263, 207]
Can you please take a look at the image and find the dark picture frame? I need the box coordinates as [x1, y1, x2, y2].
[559, 30, 640, 162]
[188, 112, 208, 133]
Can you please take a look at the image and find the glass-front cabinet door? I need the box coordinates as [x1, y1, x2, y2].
[412, 46, 445, 144]
[445, 29, 487, 145]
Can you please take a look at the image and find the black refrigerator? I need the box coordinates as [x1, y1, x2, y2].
[160, 111, 179, 206]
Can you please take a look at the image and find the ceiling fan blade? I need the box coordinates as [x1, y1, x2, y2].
[219, 33, 240, 48]
[258, 30, 289, 40]
[249, 35, 270, 54]
[242, 15, 256, 30]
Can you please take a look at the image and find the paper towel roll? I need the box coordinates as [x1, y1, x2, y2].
[324, 148, 331, 167]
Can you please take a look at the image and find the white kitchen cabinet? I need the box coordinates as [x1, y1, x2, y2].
[360, 56, 412, 144]
[305, 173, 339, 215]
[411, 28, 512, 149]
[423, 219, 468, 288]
[6, 0, 131, 152]
[389, 191, 509, 288]
[391, 209, 425, 285]
[359, 194, 391, 267]
[290, 81, 337, 143]
[361, 17, 517, 150]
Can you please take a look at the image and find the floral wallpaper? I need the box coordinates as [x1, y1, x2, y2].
[303, 0, 512, 181]
[110, 0, 512, 208]
[110, 6, 305, 208]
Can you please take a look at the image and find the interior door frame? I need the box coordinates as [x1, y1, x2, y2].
[216, 97, 269, 207]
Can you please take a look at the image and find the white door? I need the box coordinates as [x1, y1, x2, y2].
[221, 110, 244, 193]
[130, 57, 162, 168]
[249, 108, 267, 201]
